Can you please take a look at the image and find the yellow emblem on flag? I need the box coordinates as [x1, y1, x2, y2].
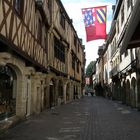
[96, 8, 106, 24]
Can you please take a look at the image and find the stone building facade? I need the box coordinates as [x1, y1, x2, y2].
[0, 0, 85, 126]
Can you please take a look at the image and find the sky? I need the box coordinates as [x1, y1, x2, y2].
[61, 0, 116, 68]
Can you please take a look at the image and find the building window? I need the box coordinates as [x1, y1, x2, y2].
[44, 27, 49, 51]
[38, 19, 42, 44]
[78, 44, 80, 52]
[120, 55, 122, 62]
[74, 36, 77, 46]
[116, 58, 117, 65]
[114, 38, 116, 48]
[117, 20, 119, 34]
[54, 37, 65, 63]
[127, 0, 131, 9]
[60, 10, 65, 29]
[72, 55, 75, 70]
[47, 0, 51, 10]
[14, 0, 24, 16]
[77, 62, 79, 73]
[125, 50, 128, 57]
[44, 31, 48, 52]
[121, 5, 124, 25]
[72, 58, 75, 70]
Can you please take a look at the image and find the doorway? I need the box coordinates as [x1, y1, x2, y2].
[0, 65, 17, 120]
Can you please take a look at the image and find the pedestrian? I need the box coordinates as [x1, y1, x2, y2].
[91, 92, 94, 96]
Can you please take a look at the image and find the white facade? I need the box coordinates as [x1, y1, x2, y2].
[93, 0, 139, 106]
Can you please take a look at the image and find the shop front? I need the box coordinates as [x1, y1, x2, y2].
[0, 65, 17, 120]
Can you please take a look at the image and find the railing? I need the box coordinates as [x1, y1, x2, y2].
[110, 59, 137, 78]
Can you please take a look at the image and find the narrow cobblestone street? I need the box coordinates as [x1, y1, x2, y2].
[1, 96, 140, 140]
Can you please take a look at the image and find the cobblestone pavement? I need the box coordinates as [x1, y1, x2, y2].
[1, 96, 140, 140]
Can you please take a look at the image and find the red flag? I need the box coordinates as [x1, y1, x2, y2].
[85, 77, 90, 85]
[82, 6, 107, 42]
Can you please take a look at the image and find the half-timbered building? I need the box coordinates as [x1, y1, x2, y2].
[0, 0, 85, 127]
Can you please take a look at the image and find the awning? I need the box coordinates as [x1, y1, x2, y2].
[120, 0, 140, 54]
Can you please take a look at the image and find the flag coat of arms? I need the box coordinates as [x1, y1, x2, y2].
[82, 6, 107, 42]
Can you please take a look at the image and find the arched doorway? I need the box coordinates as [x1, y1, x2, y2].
[0, 65, 17, 120]
[44, 87, 47, 108]
[126, 80, 131, 105]
[122, 81, 126, 104]
[49, 79, 55, 108]
[131, 77, 137, 107]
[74, 85, 78, 99]
[137, 79, 140, 109]
[56, 80, 63, 105]
[58, 80, 63, 104]
[117, 80, 121, 100]
[112, 82, 116, 100]
[66, 83, 70, 101]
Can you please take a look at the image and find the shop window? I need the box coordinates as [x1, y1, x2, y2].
[0, 66, 16, 120]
